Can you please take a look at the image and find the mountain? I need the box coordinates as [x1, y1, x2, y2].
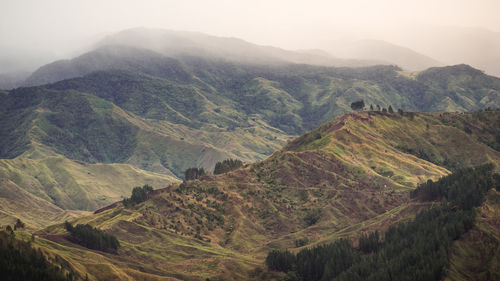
[381, 26, 500, 77]
[3, 42, 500, 230]
[8, 55, 500, 175]
[0, 71, 30, 90]
[23, 28, 381, 87]
[22, 45, 500, 131]
[22, 110, 500, 280]
[326, 39, 442, 71]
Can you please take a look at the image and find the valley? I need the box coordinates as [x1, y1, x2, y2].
[1, 25, 500, 281]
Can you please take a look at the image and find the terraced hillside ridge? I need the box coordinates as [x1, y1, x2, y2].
[23, 110, 500, 280]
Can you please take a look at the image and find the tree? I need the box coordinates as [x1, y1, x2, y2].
[0, 231, 76, 281]
[388, 105, 394, 113]
[185, 167, 206, 180]
[350, 100, 365, 111]
[398, 108, 404, 115]
[358, 231, 380, 253]
[376, 104, 381, 111]
[370, 104, 374, 110]
[266, 249, 295, 272]
[265, 165, 499, 281]
[64, 222, 120, 253]
[213, 159, 243, 174]
[14, 219, 25, 230]
[5, 225, 14, 235]
[123, 184, 154, 207]
[382, 108, 387, 113]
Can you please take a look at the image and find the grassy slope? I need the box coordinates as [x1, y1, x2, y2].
[0, 153, 178, 229]
[28, 111, 500, 280]
[5, 62, 499, 171]
[0, 178, 88, 230]
[2, 58, 500, 180]
[0, 79, 290, 178]
[0, 86, 287, 226]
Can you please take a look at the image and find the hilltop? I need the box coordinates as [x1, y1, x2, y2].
[25, 110, 500, 280]
[22, 28, 378, 87]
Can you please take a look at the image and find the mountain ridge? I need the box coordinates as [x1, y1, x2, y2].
[22, 109, 500, 280]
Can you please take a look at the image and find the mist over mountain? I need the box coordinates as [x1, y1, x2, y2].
[7, 25, 500, 90]
[23, 28, 386, 87]
[1, 1, 500, 279]
[326, 39, 442, 71]
[393, 26, 500, 77]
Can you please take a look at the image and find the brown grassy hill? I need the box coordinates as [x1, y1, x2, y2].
[25, 110, 500, 280]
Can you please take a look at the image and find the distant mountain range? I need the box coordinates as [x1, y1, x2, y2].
[382, 26, 500, 77]
[1, 27, 499, 280]
[1, 28, 500, 229]
[325, 39, 442, 71]
[2, 26, 500, 90]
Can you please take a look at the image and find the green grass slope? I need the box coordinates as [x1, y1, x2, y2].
[0, 78, 288, 229]
[0, 154, 178, 229]
[0, 79, 290, 178]
[5, 56, 500, 176]
[26, 110, 500, 280]
[3, 50, 500, 183]
[29, 46, 500, 135]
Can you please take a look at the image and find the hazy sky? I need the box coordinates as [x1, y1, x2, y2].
[0, 0, 499, 71]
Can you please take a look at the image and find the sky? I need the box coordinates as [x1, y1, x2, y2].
[0, 0, 499, 72]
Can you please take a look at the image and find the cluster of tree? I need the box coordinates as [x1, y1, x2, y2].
[350, 100, 365, 111]
[265, 165, 499, 280]
[64, 222, 120, 253]
[374, 105, 395, 113]
[4, 219, 26, 236]
[122, 184, 153, 207]
[303, 208, 322, 226]
[213, 159, 243, 174]
[265, 249, 295, 272]
[0, 231, 79, 281]
[352, 100, 398, 114]
[411, 163, 499, 209]
[184, 167, 206, 180]
[358, 231, 380, 254]
[266, 238, 356, 281]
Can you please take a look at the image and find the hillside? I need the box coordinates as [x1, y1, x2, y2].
[24, 110, 500, 280]
[24, 45, 500, 121]
[2, 45, 500, 230]
[6, 55, 499, 167]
